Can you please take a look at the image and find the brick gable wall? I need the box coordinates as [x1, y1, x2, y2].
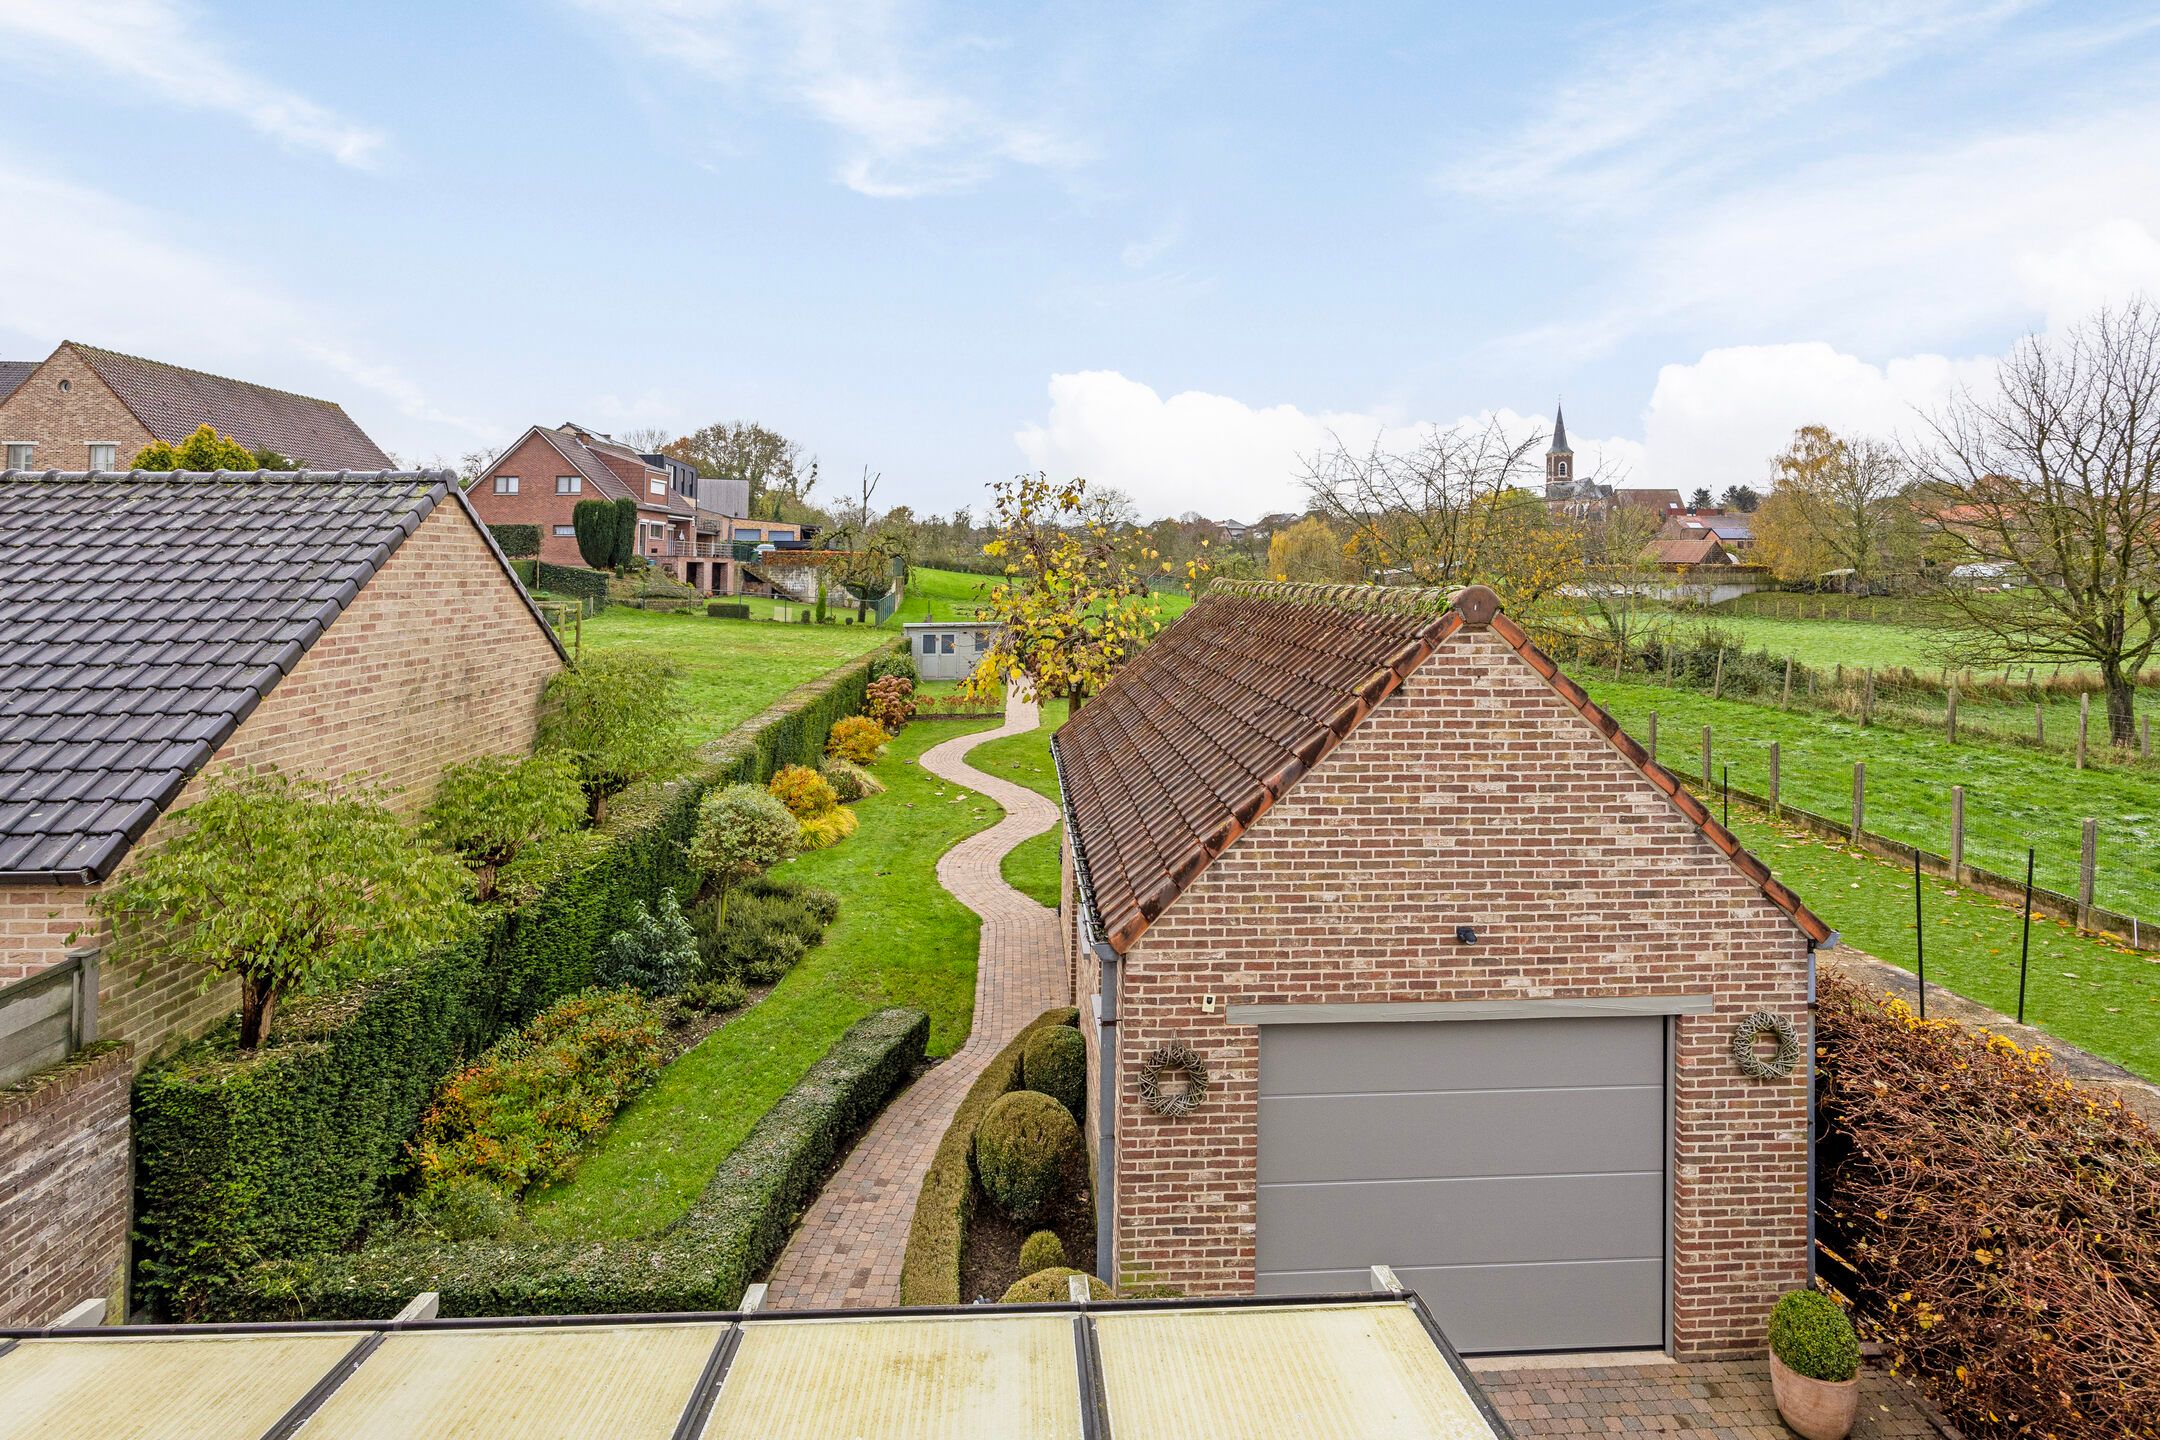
[0, 500, 562, 1065]
[0, 348, 153, 472]
[469, 432, 594, 567]
[1088, 626, 1811, 1354]
[0, 1043, 133, 1324]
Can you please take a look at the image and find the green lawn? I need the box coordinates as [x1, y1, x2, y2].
[524, 717, 1002, 1238]
[1674, 614, 1952, 673]
[579, 608, 894, 742]
[1583, 677, 2160, 919]
[897, 567, 1195, 628]
[1728, 805, 2160, 1080]
[965, 700, 1069, 907]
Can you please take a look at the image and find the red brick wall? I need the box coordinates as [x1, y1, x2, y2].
[468, 432, 594, 566]
[1098, 626, 1812, 1354]
[0, 500, 562, 1065]
[0, 347, 153, 472]
[0, 1042, 133, 1324]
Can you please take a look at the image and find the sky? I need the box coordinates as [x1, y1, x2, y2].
[4, 0, 2160, 521]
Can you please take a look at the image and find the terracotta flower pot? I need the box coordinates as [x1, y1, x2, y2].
[1769, 1349, 1859, 1440]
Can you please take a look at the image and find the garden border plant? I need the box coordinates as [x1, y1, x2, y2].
[132, 643, 898, 1318]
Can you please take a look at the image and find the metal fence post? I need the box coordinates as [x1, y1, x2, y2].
[2080, 819, 2098, 930]
[1946, 685, 1958, 744]
[1701, 726, 1712, 786]
[1862, 669, 1875, 726]
[1950, 786, 1964, 885]
[1851, 762, 1865, 843]
[2035, 701, 2044, 747]
[1768, 741, 1781, 818]
[2078, 693, 2090, 770]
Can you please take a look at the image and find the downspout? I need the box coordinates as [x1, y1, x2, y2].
[1051, 735, 1121, 1285]
[1805, 929, 1839, 1286]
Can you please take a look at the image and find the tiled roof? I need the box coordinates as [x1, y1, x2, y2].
[68, 343, 393, 470]
[0, 470, 561, 884]
[1650, 535, 1732, 566]
[0, 360, 33, 406]
[531, 425, 635, 501]
[1054, 580, 1828, 953]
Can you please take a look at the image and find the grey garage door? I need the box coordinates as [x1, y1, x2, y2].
[1256, 1015, 1666, 1354]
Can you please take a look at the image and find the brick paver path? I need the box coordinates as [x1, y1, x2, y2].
[1475, 1356, 1951, 1438]
[762, 690, 1067, 1308]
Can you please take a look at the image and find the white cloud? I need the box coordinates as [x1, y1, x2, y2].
[1011, 371, 1642, 521]
[0, 0, 385, 167]
[570, 0, 1084, 197]
[1119, 217, 1183, 271]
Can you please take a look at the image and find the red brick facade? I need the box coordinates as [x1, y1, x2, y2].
[0, 1042, 133, 1324]
[0, 348, 152, 473]
[1074, 625, 1813, 1356]
[466, 430, 611, 568]
[0, 499, 563, 1065]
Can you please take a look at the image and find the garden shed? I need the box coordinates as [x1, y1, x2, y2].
[1053, 580, 1834, 1358]
[902, 618, 1002, 682]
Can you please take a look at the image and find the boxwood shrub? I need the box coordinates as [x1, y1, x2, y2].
[1767, 1289, 1858, 1383]
[224, 1007, 928, 1318]
[707, 601, 751, 619]
[134, 648, 888, 1319]
[899, 1007, 1079, 1306]
[974, 1090, 1080, 1223]
[1021, 1025, 1086, 1117]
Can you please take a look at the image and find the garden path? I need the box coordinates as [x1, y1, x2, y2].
[761, 687, 1066, 1308]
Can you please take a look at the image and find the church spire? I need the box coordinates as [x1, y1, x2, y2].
[1548, 401, 1570, 456]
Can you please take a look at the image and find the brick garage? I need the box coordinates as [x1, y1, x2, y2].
[1054, 581, 1830, 1358]
[0, 470, 565, 1323]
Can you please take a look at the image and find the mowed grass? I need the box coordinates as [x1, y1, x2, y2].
[898, 567, 1195, 627]
[1729, 805, 2160, 1080]
[579, 607, 894, 742]
[1673, 614, 1952, 673]
[1582, 677, 2160, 918]
[965, 700, 1069, 907]
[524, 717, 1002, 1238]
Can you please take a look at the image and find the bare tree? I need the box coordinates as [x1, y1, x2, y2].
[619, 425, 673, 454]
[1911, 302, 2160, 743]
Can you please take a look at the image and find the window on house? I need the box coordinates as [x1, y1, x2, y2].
[4, 443, 31, 469]
[553, 524, 576, 537]
[88, 443, 117, 471]
[556, 475, 581, 494]
[920, 635, 937, 655]
[941, 634, 957, 654]
[738, 528, 761, 542]
[648, 478, 666, 496]
[494, 475, 520, 494]
[973, 630, 989, 652]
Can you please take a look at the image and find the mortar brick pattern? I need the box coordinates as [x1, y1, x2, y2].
[1086, 626, 1812, 1355]
[0, 1044, 133, 1325]
[0, 348, 152, 473]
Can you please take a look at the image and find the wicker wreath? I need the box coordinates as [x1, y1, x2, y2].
[1731, 1011, 1802, 1080]
[1137, 1041, 1211, 1117]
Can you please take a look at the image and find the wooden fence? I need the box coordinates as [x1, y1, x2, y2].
[0, 947, 99, 1087]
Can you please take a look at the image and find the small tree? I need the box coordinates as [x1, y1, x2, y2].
[132, 424, 300, 472]
[420, 753, 587, 899]
[535, 651, 683, 821]
[1755, 425, 1920, 586]
[1266, 516, 1354, 581]
[572, 498, 620, 570]
[612, 497, 640, 571]
[687, 784, 799, 922]
[92, 768, 471, 1049]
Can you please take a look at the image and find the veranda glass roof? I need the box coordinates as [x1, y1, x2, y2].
[0, 1296, 1510, 1440]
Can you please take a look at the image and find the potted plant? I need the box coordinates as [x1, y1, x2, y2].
[1767, 1289, 1861, 1440]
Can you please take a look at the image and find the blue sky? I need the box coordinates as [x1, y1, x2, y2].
[5, 1, 2160, 520]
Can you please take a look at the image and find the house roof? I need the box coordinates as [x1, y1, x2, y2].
[63, 343, 392, 469]
[0, 470, 565, 885]
[1650, 534, 1733, 565]
[1053, 579, 1828, 954]
[1616, 488, 1682, 510]
[0, 360, 34, 406]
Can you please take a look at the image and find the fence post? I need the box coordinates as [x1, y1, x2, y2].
[1711, 650, 1725, 700]
[2078, 693, 2089, 770]
[1862, 669, 1875, 726]
[1851, 762, 1865, 842]
[1768, 742, 1781, 818]
[2035, 701, 2044, 746]
[1781, 658, 1793, 710]
[1950, 785, 1964, 885]
[1946, 685, 1958, 744]
[1648, 711, 1658, 763]
[1701, 726, 1712, 786]
[2079, 819, 2098, 930]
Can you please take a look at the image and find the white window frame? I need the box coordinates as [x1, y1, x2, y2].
[552, 524, 576, 537]
[493, 475, 521, 494]
[4, 442, 32, 469]
[87, 442, 119, 471]
[556, 475, 582, 495]
[648, 478, 667, 496]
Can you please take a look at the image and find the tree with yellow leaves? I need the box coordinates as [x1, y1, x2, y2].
[1266, 516, 1355, 581]
[967, 473, 1207, 705]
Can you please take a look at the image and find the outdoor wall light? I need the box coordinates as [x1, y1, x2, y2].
[1455, 926, 1477, 944]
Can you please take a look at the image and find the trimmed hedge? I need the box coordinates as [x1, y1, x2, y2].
[1022, 1026, 1086, 1118]
[899, 1007, 1079, 1305]
[487, 523, 541, 558]
[707, 601, 751, 619]
[134, 648, 890, 1319]
[531, 562, 609, 610]
[225, 1008, 928, 1318]
[974, 1090, 1080, 1223]
[1002, 1268, 1110, 1303]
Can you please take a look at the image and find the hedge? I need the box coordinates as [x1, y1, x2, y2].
[899, 1007, 1079, 1305]
[487, 523, 541, 558]
[133, 647, 891, 1319]
[1817, 975, 2160, 1437]
[531, 562, 609, 611]
[707, 601, 751, 619]
[225, 1007, 928, 1318]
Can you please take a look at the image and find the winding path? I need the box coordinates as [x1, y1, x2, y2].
[761, 690, 1067, 1308]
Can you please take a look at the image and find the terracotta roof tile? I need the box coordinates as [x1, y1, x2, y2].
[1058, 581, 1831, 953]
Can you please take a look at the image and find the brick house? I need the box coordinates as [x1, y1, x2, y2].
[1053, 581, 1832, 1358]
[0, 341, 392, 472]
[466, 425, 802, 595]
[0, 469, 565, 1325]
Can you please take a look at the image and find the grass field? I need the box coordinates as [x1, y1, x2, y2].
[896, 567, 1195, 628]
[1582, 677, 2160, 919]
[1673, 614, 1952, 673]
[964, 699, 1068, 907]
[525, 717, 1001, 1237]
[1729, 805, 2160, 1080]
[578, 607, 894, 743]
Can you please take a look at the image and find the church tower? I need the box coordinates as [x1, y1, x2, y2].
[1544, 402, 1575, 497]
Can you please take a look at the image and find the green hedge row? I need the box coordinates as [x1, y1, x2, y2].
[226, 1007, 929, 1319]
[531, 561, 609, 610]
[132, 646, 896, 1319]
[706, 601, 751, 619]
[486, 523, 541, 558]
[899, 1007, 1079, 1306]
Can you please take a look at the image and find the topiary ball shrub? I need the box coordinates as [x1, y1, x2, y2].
[1017, 1229, 1066, 1277]
[974, 1090, 1081, 1223]
[1002, 1268, 1110, 1304]
[1768, 1289, 1859, 1383]
[1021, 1025, 1086, 1118]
